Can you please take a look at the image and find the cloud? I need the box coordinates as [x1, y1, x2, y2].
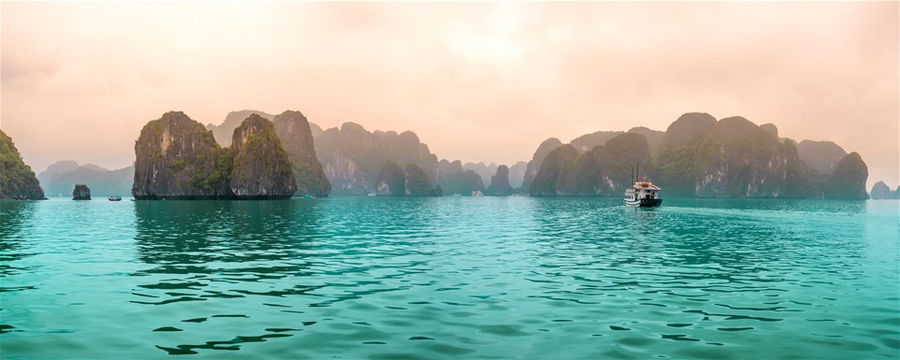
[1, 1, 897, 188]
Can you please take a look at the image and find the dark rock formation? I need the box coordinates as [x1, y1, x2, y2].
[570, 131, 624, 153]
[0, 129, 45, 200]
[531, 133, 651, 196]
[521, 111, 870, 199]
[132, 111, 233, 199]
[39, 161, 132, 197]
[521, 138, 563, 191]
[315, 122, 439, 195]
[229, 114, 296, 199]
[375, 161, 406, 196]
[627, 127, 665, 159]
[209, 110, 275, 146]
[72, 184, 91, 200]
[870, 181, 897, 199]
[486, 165, 514, 196]
[463, 162, 498, 186]
[759, 123, 779, 138]
[530, 145, 579, 196]
[797, 140, 847, 175]
[404, 163, 434, 196]
[822, 152, 868, 199]
[436, 160, 485, 195]
[508, 161, 528, 189]
[690, 117, 798, 197]
[660, 112, 717, 151]
[272, 110, 331, 196]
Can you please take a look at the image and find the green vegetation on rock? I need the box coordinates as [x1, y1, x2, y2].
[272, 110, 331, 197]
[0, 129, 45, 200]
[404, 163, 433, 196]
[376, 161, 406, 196]
[230, 114, 296, 199]
[822, 152, 868, 199]
[486, 165, 514, 196]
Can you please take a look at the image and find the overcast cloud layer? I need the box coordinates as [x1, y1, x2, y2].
[2, 2, 897, 188]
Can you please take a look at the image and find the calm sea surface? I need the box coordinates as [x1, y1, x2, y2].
[1, 197, 898, 359]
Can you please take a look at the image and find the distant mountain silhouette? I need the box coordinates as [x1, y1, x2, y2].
[525, 112, 869, 199]
[38, 161, 132, 197]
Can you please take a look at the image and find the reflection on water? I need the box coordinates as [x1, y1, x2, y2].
[0, 202, 37, 276]
[0, 197, 897, 359]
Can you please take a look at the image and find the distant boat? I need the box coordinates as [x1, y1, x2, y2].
[108, 195, 122, 201]
[624, 182, 662, 207]
[471, 190, 483, 197]
[367, 192, 376, 197]
[625, 164, 661, 207]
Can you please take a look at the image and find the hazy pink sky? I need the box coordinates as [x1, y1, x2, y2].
[2, 2, 897, 188]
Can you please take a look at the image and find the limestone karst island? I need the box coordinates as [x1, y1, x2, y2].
[1, 2, 897, 360]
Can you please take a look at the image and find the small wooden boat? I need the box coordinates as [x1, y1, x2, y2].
[108, 195, 122, 201]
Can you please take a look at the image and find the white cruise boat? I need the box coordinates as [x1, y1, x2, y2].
[624, 181, 662, 207]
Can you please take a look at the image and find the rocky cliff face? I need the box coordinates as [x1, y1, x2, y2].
[822, 152, 868, 199]
[375, 161, 406, 196]
[531, 133, 651, 196]
[524, 111, 868, 199]
[627, 127, 665, 159]
[437, 160, 485, 196]
[691, 117, 800, 198]
[570, 131, 624, 153]
[229, 114, 296, 199]
[209, 110, 275, 146]
[404, 163, 434, 196]
[486, 165, 514, 196]
[522, 138, 563, 191]
[530, 145, 579, 196]
[72, 184, 91, 200]
[39, 161, 132, 197]
[797, 140, 847, 175]
[272, 110, 331, 196]
[0, 129, 45, 200]
[508, 161, 527, 189]
[132, 111, 232, 199]
[870, 181, 898, 199]
[315, 122, 439, 195]
[660, 112, 717, 150]
[463, 162, 498, 186]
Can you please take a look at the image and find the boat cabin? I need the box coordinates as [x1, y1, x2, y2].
[625, 182, 660, 201]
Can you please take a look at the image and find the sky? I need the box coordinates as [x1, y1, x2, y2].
[1, 1, 898, 188]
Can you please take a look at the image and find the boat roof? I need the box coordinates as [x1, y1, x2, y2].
[633, 181, 661, 190]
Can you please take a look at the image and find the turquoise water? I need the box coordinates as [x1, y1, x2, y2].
[1, 197, 898, 359]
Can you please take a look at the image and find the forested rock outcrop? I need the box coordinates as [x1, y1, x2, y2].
[821, 152, 868, 200]
[530, 133, 651, 196]
[486, 165, 514, 196]
[72, 184, 91, 200]
[132, 111, 296, 199]
[437, 160, 485, 196]
[229, 114, 296, 199]
[796, 140, 847, 175]
[272, 110, 330, 196]
[375, 161, 406, 196]
[315, 122, 439, 195]
[869, 181, 898, 199]
[521, 138, 563, 191]
[132, 111, 233, 199]
[0, 129, 45, 200]
[525, 112, 868, 199]
[404, 163, 435, 196]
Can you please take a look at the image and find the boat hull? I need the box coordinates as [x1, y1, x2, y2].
[624, 198, 662, 208]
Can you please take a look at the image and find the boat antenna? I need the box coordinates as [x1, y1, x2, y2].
[636, 162, 640, 182]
